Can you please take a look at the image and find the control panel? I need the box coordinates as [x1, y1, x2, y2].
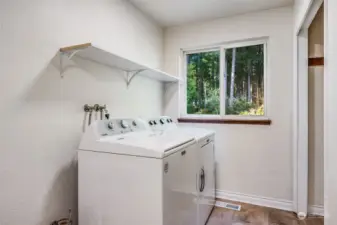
[147, 116, 177, 131]
[97, 118, 147, 136]
[93, 117, 177, 136]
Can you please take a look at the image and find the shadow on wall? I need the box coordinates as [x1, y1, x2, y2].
[26, 52, 163, 117]
[39, 159, 78, 225]
[19, 53, 80, 225]
[21, 53, 126, 225]
[163, 80, 179, 119]
[26, 53, 126, 102]
[3, 50, 163, 225]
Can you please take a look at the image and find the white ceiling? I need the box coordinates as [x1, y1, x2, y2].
[129, 0, 294, 27]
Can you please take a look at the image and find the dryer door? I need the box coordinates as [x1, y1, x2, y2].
[198, 140, 215, 225]
[180, 143, 199, 225]
[163, 149, 184, 225]
[163, 143, 198, 225]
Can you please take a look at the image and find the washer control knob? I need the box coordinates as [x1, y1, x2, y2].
[149, 121, 153, 126]
[153, 120, 157, 125]
[107, 122, 114, 130]
[132, 121, 137, 126]
[160, 118, 165, 124]
[120, 120, 129, 129]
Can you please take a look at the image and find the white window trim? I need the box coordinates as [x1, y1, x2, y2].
[179, 38, 269, 120]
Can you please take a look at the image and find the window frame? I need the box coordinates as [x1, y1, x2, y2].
[179, 38, 269, 121]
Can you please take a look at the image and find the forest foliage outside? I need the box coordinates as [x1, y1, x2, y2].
[186, 44, 265, 116]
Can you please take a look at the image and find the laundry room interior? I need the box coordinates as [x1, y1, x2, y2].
[0, 0, 334, 225]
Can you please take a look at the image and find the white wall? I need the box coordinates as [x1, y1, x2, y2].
[0, 1, 163, 225]
[294, 0, 312, 33]
[324, 0, 337, 224]
[164, 7, 294, 202]
[308, 5, 324, 208]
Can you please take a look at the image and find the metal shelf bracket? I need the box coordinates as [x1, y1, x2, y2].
[59, 50, 83, 78]
[125, 69, 146, 87]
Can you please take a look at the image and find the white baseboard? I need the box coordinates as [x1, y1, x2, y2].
[216, 189, 293, 212]
[308, 205, 324, 216]
[216, 189, 324, 216]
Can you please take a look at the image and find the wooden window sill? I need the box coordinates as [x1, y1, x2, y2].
[177, 118, 272, 125]
[308, 57, 324, 66]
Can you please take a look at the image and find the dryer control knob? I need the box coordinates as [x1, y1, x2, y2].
[120, 120, 129, 129]
[107, 122, 114, 130]
[160, 118, 165, 124]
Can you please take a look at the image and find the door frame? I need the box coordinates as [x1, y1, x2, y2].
[293, 0, 323, 218]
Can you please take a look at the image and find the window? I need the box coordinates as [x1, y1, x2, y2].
[182, 40, 267, 119]
[186, 50, 220, 115]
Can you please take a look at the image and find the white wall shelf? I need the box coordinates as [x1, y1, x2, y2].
[59, 43, 180, 85]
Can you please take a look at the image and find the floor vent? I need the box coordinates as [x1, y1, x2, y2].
[215, 201, 241, 211]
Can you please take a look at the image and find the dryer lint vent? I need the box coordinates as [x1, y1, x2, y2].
[215, 201, 241, 211]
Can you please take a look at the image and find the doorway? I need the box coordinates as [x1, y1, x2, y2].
[293, 0, 324, 218]
[308, 4, 324, 216]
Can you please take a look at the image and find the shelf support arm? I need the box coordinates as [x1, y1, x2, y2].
[59, 49, 83, 78]
[60, 53, 64, 78]
[126, 69, 146, 87]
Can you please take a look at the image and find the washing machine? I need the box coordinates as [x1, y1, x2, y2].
[78, 118, 199, 225]
[145, 116, 216, 225]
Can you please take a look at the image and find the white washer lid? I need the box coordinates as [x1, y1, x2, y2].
[92, 131, 195, 158]
[166, 127, 215, 141]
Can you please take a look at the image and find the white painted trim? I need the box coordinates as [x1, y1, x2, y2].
[308, 205, 324, 216]
[216, 189, 293, 212]
[293, 0, 323, 216]
[292, 27, 299, 214]
[177, 50, 184, 116]
[301, 0, 324, 31]
[296, 29, 309, 216]
[220, 48, 225, 116]
[263, 42, 268, 117]
[179, 114, 270, 120]
[216, 189, 324, 216]
[179, 50, 187, 117]
[295, 0, 313, 35]
[323, 1, 328, 222]
[219, 39, 267, 50]
[295, 0, 323, 35]
[183, 47, 220, 55]
[181, 36, 269, 52]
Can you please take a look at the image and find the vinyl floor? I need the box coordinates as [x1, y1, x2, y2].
[207, 200, 323, 225]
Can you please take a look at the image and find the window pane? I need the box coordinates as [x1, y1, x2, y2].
[225, 44, 264, 115]
[186, 51, 220, 115]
